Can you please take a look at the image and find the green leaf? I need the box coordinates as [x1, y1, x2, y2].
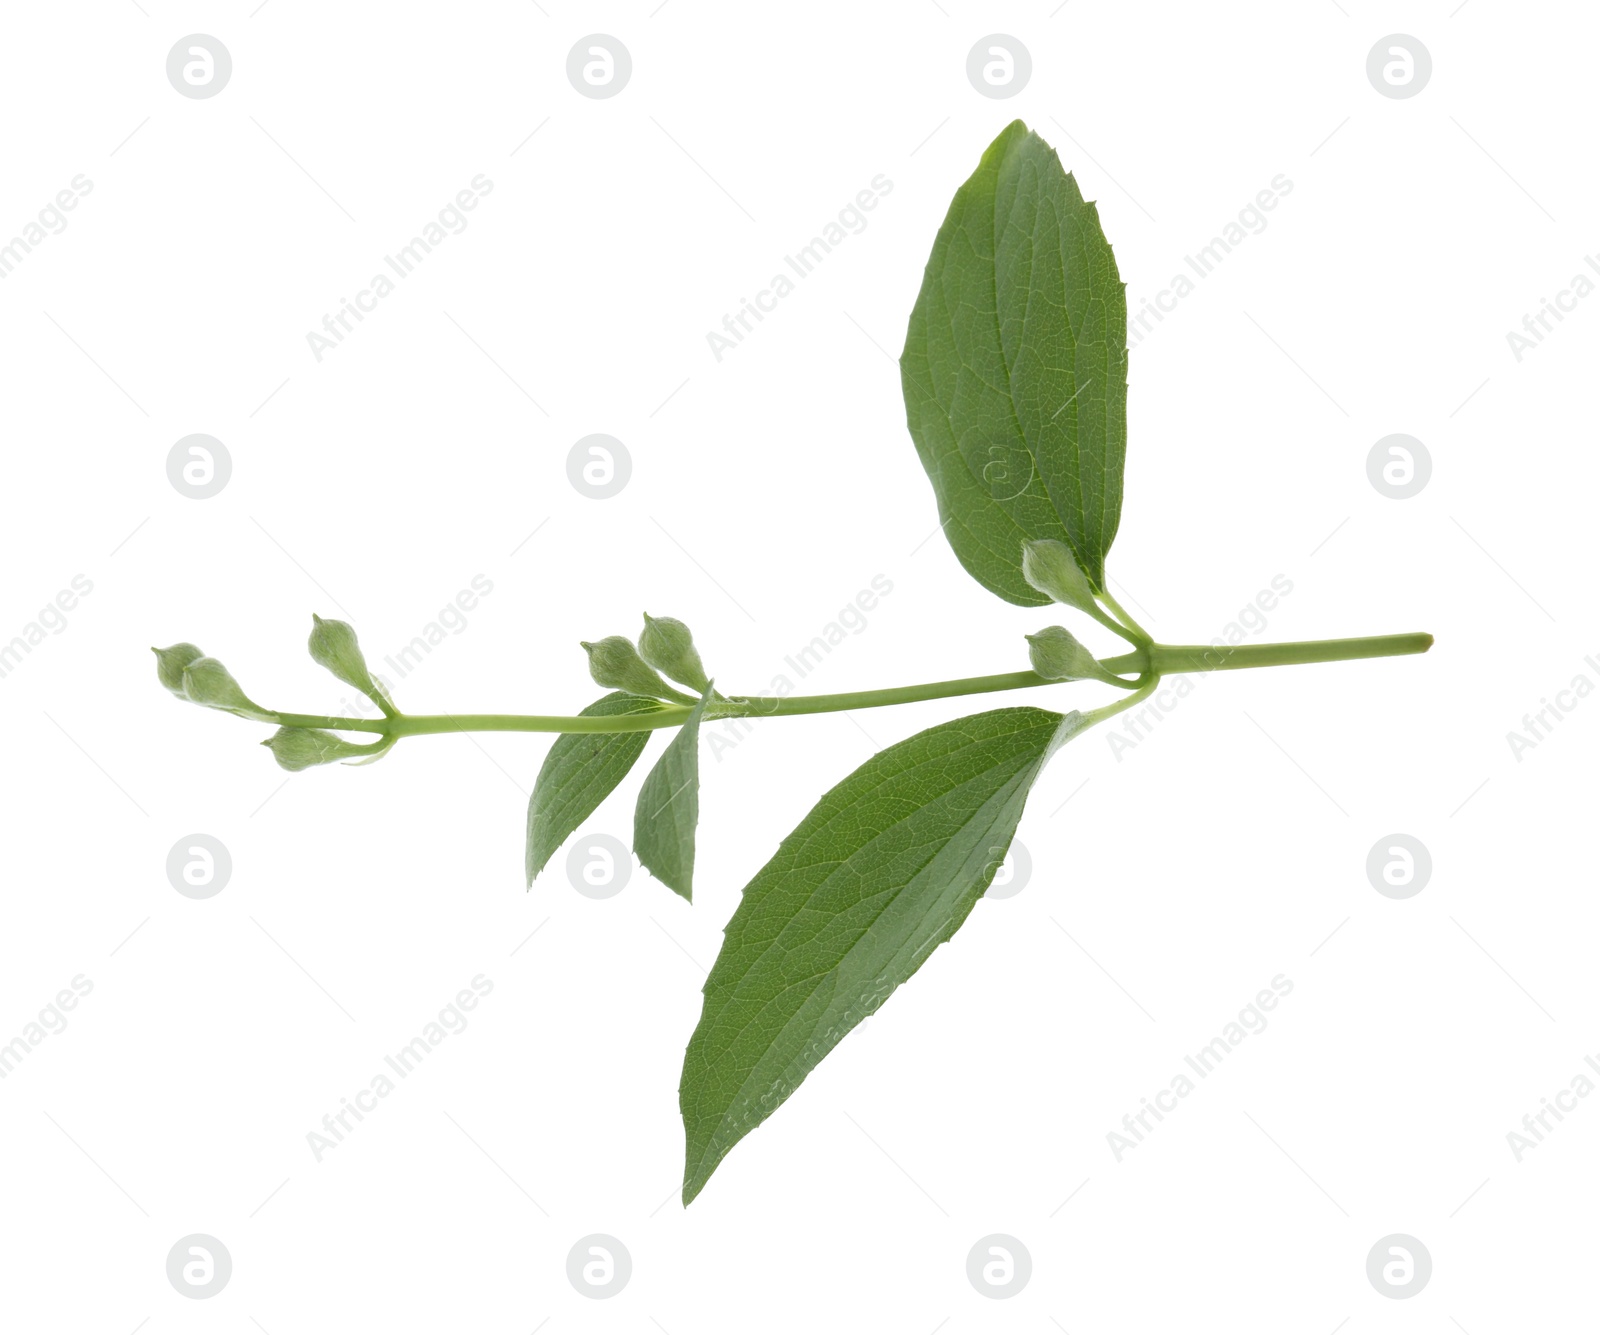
[633, 685, 714, 901]
[678, 705, 1088, 1204]
[525, 692, 662, 886]
[901, 119, 1128, 601]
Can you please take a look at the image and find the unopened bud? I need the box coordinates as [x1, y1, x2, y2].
[153, 643, 204, 696]
[581, 636, 695, 703]
[638, 614, 711, 692]
[308, 614, 393, 713]
[1026, 625, 1124, 686]
[179, 656, 276, 721]
[1021, 539, 1100, 615]
[262, 726, 394, 772]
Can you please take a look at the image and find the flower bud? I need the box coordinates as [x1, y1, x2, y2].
[152, 642, 205, 696]
[1021, 539, 1099, 615]
[1026, 626, 1124, 686]
[638, 614, 711, 692]
[581, 636, 695, 703]
[308, 614, 394, 713]
[262, 726, 394, 772]
[179, 656, 276, 721]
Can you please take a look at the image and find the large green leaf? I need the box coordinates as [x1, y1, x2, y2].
[633, 685, 714, 901]
[525, 692, 661, 886]
[901, 119, 1128, 601]
[678, 705, 1088, 1203]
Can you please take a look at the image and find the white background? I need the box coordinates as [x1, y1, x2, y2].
[1, 1, 1594, 1329]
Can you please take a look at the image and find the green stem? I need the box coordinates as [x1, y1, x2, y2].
[394, 709, 693, 735]
[264, 632, 1431, 740]
[270, 709, 691, 736]
[1118, 632, 1435, 676]
[722, 670, 1052, 718]
[271, 711, 394, 734]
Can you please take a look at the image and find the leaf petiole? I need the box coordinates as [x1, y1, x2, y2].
[1096, 586, 1154, 646]
[1085, 601, 1147, 648]
[1080, 672, 1161, 729]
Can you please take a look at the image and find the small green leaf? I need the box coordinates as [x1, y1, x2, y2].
[633, 685, 714, 901]
[901, 119, 1128, 601]
[526, 692, 663, 886]
[678, 705, 1088, 1204]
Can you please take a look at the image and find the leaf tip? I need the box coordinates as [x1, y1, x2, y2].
[680, 1144, 717, 1206]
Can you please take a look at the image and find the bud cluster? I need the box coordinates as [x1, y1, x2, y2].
[154, 615, 401, 773]
[152, 643, 275, 721]
[582, 613, 714, 703]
